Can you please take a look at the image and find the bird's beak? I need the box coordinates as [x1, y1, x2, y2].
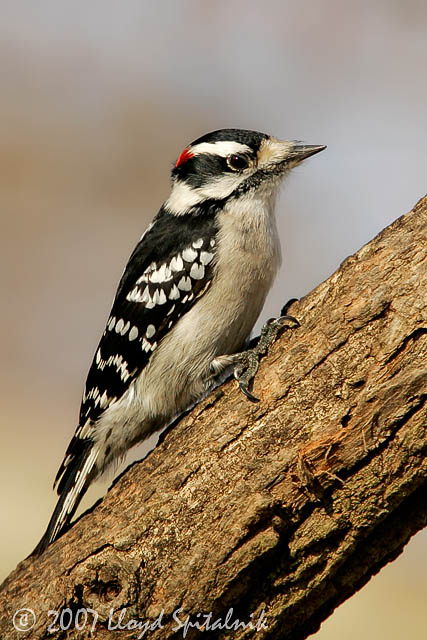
[258, 139, 326, 169]
[288, 143, 327, 163]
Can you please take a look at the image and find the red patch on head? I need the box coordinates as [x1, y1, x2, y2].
[175, 148, 194, 168]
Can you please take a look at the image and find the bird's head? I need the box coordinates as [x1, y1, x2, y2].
[165, 128, 325, 215]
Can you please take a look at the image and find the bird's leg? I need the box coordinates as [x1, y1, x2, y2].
[232, 298, 300, 402]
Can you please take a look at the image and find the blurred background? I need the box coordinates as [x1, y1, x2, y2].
[1, 1, 426, 636]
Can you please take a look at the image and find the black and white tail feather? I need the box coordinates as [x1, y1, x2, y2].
[32, 444, 96, 556]
[32, 128, 325, 555]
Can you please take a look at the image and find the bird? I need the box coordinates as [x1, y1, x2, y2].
[32, 128, 325, 555]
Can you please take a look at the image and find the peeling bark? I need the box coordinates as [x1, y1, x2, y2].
[1, 196, 426, 640]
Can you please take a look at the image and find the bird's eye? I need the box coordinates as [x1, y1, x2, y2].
[227, 154, 250, 171]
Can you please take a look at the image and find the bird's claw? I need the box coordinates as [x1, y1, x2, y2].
[239, 381, 260, 403]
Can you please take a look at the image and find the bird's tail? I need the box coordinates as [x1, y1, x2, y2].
[31, 444, 99, 556]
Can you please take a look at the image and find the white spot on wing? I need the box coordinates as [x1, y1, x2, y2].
[146, 324, 156, 339]
[115, 319, 124, 333]
[149, 270, 160, 284]
[192, 238, 203, 249]
[178, 276, 192, 291]
[170, 255, 184, 272]
[200, 251, 214, 265]
[129, 326, 138, 341]
[182, 246, 198, 262]
[100, 390, 109, 409]
[152, 289, 167, 305]
[190, 263, 205, 280]
[169, 284, 180, 300]
[108, 317, 116, 331]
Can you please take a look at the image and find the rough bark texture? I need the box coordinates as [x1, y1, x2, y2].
[1, 196, 426, 640]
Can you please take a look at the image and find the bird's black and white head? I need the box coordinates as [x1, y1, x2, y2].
[165, 128, 325, 215]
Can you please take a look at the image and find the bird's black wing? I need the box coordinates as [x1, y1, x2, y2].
[55, 207, 218, 491]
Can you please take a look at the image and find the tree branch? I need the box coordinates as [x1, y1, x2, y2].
[1, 196, 426, 640]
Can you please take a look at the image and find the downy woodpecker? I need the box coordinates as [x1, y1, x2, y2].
[33, 128, 325, 554]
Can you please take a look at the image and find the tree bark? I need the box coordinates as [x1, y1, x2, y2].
[1, 196, 426, 640]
